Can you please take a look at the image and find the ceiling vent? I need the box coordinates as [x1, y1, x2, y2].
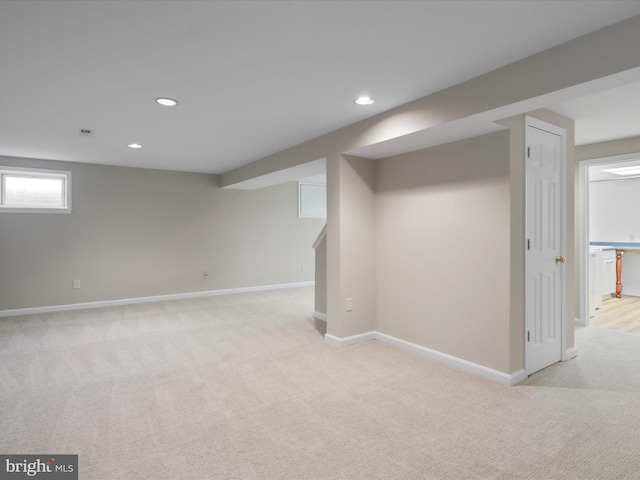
[77, 128, 93, 137]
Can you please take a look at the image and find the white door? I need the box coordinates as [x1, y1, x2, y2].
[525, 118, 565, 376]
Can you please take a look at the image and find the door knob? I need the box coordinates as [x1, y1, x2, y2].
[555, 256, 566, 264]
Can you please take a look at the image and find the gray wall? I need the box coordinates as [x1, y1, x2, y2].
[375, 132, 512, 372]
[314, 232, 326, 315]
[335, 155, 376, 338]
[577, 135, 640, 163]
[0, 156, 324, 311]
[590, 177, 640, 243]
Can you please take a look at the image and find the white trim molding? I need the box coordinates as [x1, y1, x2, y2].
[376, 332, 527, 387]
[617, 289, 640, 297]
[0, 281, 315, 318]
[324, 330, 527, 386]
[564, 346, 578, 361]
[312, 224, 327, 250]
[578, 152, 640, 326]
[324, 331, 376, 347]
[313, 311, 327, 322]
[0, 165, 72, 214]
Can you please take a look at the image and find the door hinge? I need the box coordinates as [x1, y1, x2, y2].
[527, 146, 531, 158]
[527, 331, 530, 342]
[527, 239, 530, 250]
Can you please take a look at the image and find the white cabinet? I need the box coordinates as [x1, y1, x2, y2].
[589, 248, 617, 317]
[601, 250, 616, 300]
[589, 252, 597, 317]
[594, 250, 603, 310]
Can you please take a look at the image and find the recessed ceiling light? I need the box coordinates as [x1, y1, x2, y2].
[355, 96, 374, 105]
[128, 143, 142, 149]
[155, 97, 179, 107]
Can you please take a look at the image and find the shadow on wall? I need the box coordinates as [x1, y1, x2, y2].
[308, 317, 327, 338]
[375, 132, 510, 193]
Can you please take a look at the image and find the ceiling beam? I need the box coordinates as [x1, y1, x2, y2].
[221, 15, 640, 188]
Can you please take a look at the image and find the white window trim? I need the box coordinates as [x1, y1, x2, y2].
[298, 181, 326, 219]
[0, 166, 72, 214]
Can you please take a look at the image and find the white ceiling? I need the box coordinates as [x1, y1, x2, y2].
[1, 1, 640, 175]
[551, 81, 640, 147]
[589, 156, 640, 182]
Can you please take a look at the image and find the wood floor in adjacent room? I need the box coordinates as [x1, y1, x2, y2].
[590, 295, 640, 335]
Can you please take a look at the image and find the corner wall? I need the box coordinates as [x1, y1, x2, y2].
[328, 111, 575, 379]
[314, 232, 327, 316]
[0, 156, 324, 311]
[375, 132, 512, 372]
[576, 135, 640, 162]
[326, 155, 377, 339]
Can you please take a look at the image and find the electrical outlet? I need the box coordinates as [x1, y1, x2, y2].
[301, 265, 307, 272]
[204, 272, 209, 280]
[73, 280, 81, 289]
[346, 297, 353, 312]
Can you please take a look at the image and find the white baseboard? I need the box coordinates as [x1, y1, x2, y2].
[324, 331, 376, 347]
[0, 281, 315, 318]
[564, 346, 578, 361]
[574, 316, 587, 326]
[324, 330, 525, 386]
[375, 332, 526, 386]
[313, 311, 327, 321]
[618, 289, 640, 297]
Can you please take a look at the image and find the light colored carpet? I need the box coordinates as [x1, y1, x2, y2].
[1, 287, 640, 479]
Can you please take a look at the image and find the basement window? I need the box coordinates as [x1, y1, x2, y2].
[298, 182, 326, 219]
[0, 166, 72, 213]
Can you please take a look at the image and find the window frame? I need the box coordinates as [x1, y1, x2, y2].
[0, 166, 72, 214]
[298, 181, 326, 219]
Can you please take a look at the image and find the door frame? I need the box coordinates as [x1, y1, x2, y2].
[577, 152, 640, 326]
[524, 116, 568, 374]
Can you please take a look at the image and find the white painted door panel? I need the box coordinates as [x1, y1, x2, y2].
[525, 122, 564, 376]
